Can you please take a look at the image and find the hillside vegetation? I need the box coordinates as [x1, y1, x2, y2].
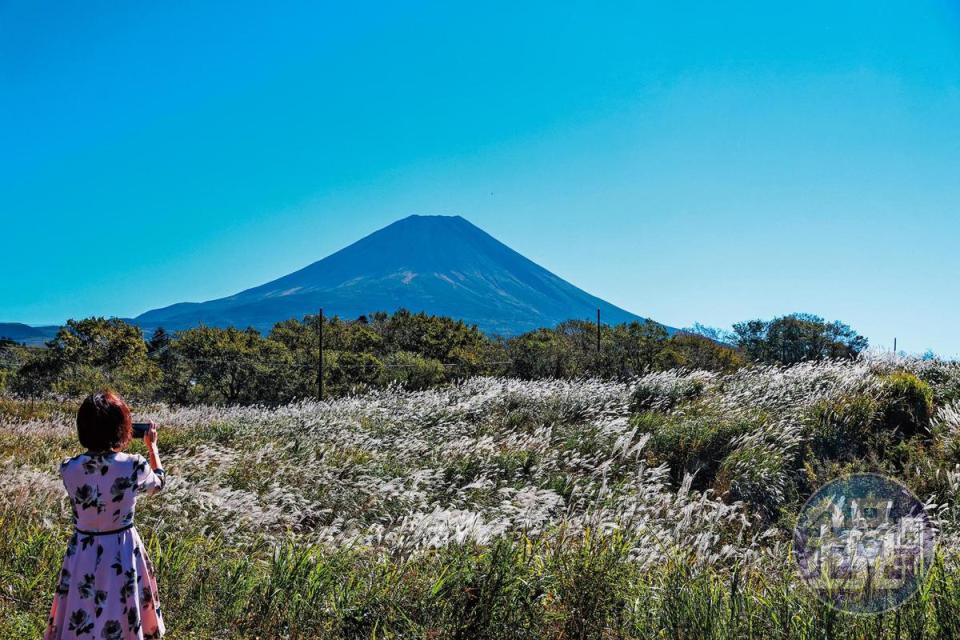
[4, 355, 960, 638]
[0, 310, 865, 405]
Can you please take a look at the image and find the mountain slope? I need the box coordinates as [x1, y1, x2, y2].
[135, 215, 659, 336]
[0, 322, 60, 346]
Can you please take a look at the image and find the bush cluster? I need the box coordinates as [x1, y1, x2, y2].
[629, 363, 957, 526]
[0, 311, 867, 405]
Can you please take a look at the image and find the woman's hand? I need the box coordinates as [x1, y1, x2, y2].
[143, 421, 159, 449]
[143, 422, 163, 474]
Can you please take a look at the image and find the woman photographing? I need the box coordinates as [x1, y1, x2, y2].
[45, 390, 166, 640]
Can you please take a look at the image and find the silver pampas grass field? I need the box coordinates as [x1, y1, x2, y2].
[4, 356, 960, 638]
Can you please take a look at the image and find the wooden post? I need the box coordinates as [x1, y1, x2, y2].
[318, 308, 324, 401]
[596, 308, 601, 353]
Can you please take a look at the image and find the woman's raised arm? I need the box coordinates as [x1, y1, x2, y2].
[140, 421, 166, 493]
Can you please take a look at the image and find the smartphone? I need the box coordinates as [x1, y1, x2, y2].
[132, 422, 151, 439]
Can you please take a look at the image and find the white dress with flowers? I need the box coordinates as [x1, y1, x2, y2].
[44, 452, 167, 640]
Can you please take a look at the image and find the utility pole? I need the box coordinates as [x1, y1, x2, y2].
[318, 308, 324, 401]
[893, 337, 897, 357]
[596, 308, 601, 353]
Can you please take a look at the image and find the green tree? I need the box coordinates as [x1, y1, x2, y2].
[378, 351, 447, 390]
[507, 328, 578, 379]
[732, 313, 867, 365]
[14, 318, 160, 398]
[268, 316, 324, 399]
[555, 320, 606, 376]
[148, 327, 194, 404]
[374, 309, 489, 363]
[604, 321, 669, 377]
[170, 326, 294, 404]
[0, 338, 20, 391]
[508, 319, 673, 380]
[655, 333, 745, 372]
[323, 350, 384, 396]
[270, 314, 387, 399]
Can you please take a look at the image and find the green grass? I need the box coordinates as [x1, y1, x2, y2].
[4, 515, 960, 639]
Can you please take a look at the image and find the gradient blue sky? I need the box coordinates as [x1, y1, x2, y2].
[2, 1, 959, 355]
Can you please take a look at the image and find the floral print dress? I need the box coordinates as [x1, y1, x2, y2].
[45, 452, 167, 640]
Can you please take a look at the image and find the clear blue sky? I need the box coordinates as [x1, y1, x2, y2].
[2, 1, 959, 355]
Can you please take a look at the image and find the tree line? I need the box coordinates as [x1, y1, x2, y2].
[0, 310, 867, 405]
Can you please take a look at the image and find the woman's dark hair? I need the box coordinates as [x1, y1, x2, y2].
[77, 390, 132, 452]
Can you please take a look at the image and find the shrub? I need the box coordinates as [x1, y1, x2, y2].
[805, 372, 934, 466]
[379, 351, 446, 390]
[629, 372, 709, 413]
[878, 371, 934, 440]
[715, 423, 801, 521]
[915, 360, 960, 406]
[325, 350, 384, 394]
[425, 539, 546, 639]
[637, 411, 757, 488]
[654, 333, 746, 373]
[806, 392, 880, 461]
[550, 532, 633, 639]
